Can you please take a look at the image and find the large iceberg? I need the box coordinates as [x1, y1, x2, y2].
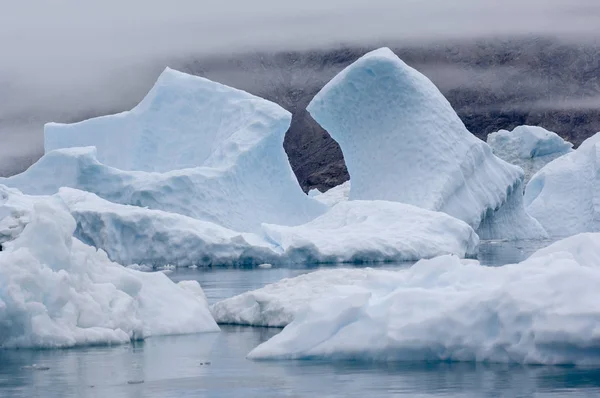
[56, 188, 279, 267]
[1, 68, 325, 233]
[525, 133, 600, 236]
[261, 200, 478, 264]
[247, 233, 600, 365]
[55, 188, 477, 267]
[0, 185, 218, 348]
[487, 125, 573, 184]
[307, 48, 546, 240]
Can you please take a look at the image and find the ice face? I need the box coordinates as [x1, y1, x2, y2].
[261, 200, 479, 264]
[45, 68, 290, 173]
[0, 185, 218, 348]
[1, 68, 327, 233]
[56, 187, 279, 267]
[247, 233, 600, 365]
[525, 132, 600, 236]
[307, 48, 545, 240]
[487, 125, 573, 184]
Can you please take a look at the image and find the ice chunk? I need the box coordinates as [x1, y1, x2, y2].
[45, 67, 288, 173]
[525, 133, 600, 237]
[248, 233, 600, 365]
[0, 185, 218, 349]
[262, 200, 479, 264]
[309, 181, 350, 207]
[57, 187, 279, 267]
[2, 68, 325, 233]
[55, 188, 476, 267]
[487, 125, 573, 183]
[211, 267, 404, 327]
[307, 48, 545, 240]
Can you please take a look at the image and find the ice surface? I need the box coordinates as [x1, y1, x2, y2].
[307, 48, 545, 240]
[487, 125, 573, 183]
[45, 68, 288, 173]
[309, 181, 350, 207]
[211, 267, 405, 327]
[0, 185, 218, 348]
[525, 133, 600, 237]
[2, 68, 325, 233]
[1, 145, 324, 234]
[55, 188, 476, 267]
[248, 233, 600, 365]
[56, 188, 279, 267]
[261, 200, 479, 264]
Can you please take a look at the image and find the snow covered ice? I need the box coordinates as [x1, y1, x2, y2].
[1, 68, 325, 233]
[247, 233, 600, 365]
[307, 47, 546, 240]
[308, 181, 350, 207]
[487, 125, 573, 184]
[0, 185, 218, 348]
[525, 132, 600, 237]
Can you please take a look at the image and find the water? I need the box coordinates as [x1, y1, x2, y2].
[3, 239, 599, 397]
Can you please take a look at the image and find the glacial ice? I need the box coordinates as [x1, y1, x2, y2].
[0, 185, 218, 348]
[56, 188, 279, 267]
[309, 181, 350, 207]
[2, 68, 326, 233]
[525, 133, 600, 236]
[55, 188, 477, 267]
[247, 233, 600, 365]
[261, 200, 479, 264]
[487, 125, 573, 183]
[307, 47, 546, 240]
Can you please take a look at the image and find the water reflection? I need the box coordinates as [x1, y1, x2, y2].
[2, 327, 600, 398]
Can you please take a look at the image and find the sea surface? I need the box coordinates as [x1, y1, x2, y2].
[3, 239, 599, 398]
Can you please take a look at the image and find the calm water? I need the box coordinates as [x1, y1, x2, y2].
[3, 239, 598, 398]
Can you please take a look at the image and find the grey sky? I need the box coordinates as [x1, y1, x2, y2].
[1, 0, 600, 174]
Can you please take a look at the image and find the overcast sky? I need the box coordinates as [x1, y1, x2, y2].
[1, 0, 600, 174]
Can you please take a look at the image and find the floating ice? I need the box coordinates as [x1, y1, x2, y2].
[307, 48, 546, 240]
[261, 200, 478, 264]
[0, 185, 218, 349]
[1, 68, 325, 233]
[525, 133, 600, 236]
[57, 187, 278, 267]
[247, 233, 600, 365]
[487, 125, 573, 183]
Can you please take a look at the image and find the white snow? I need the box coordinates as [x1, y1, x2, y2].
[307, 47, 545, 240]
[309, 181, 350, 207]
[247, 233, 600, 365]
[1, 68, 326, 233]
[0, 185, 218, 349]
[262, 200, 479, 264]
[487, 125, 573, 183]
[525, 132, 600, 237]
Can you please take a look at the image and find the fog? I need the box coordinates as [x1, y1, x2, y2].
[1, 0, 600, 174]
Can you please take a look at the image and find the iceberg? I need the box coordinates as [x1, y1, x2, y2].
[487, 125, 573, 184]
[1, 68, 326, 233]
[54, 188, 477, 267]
[525, 133, 600, 236]
[261, 200, 479, 264]
[56, 188, 279, 267]
[307, 48, 546, 240]
[247, 233, 600, 365]
[0, 185, 218, 348]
